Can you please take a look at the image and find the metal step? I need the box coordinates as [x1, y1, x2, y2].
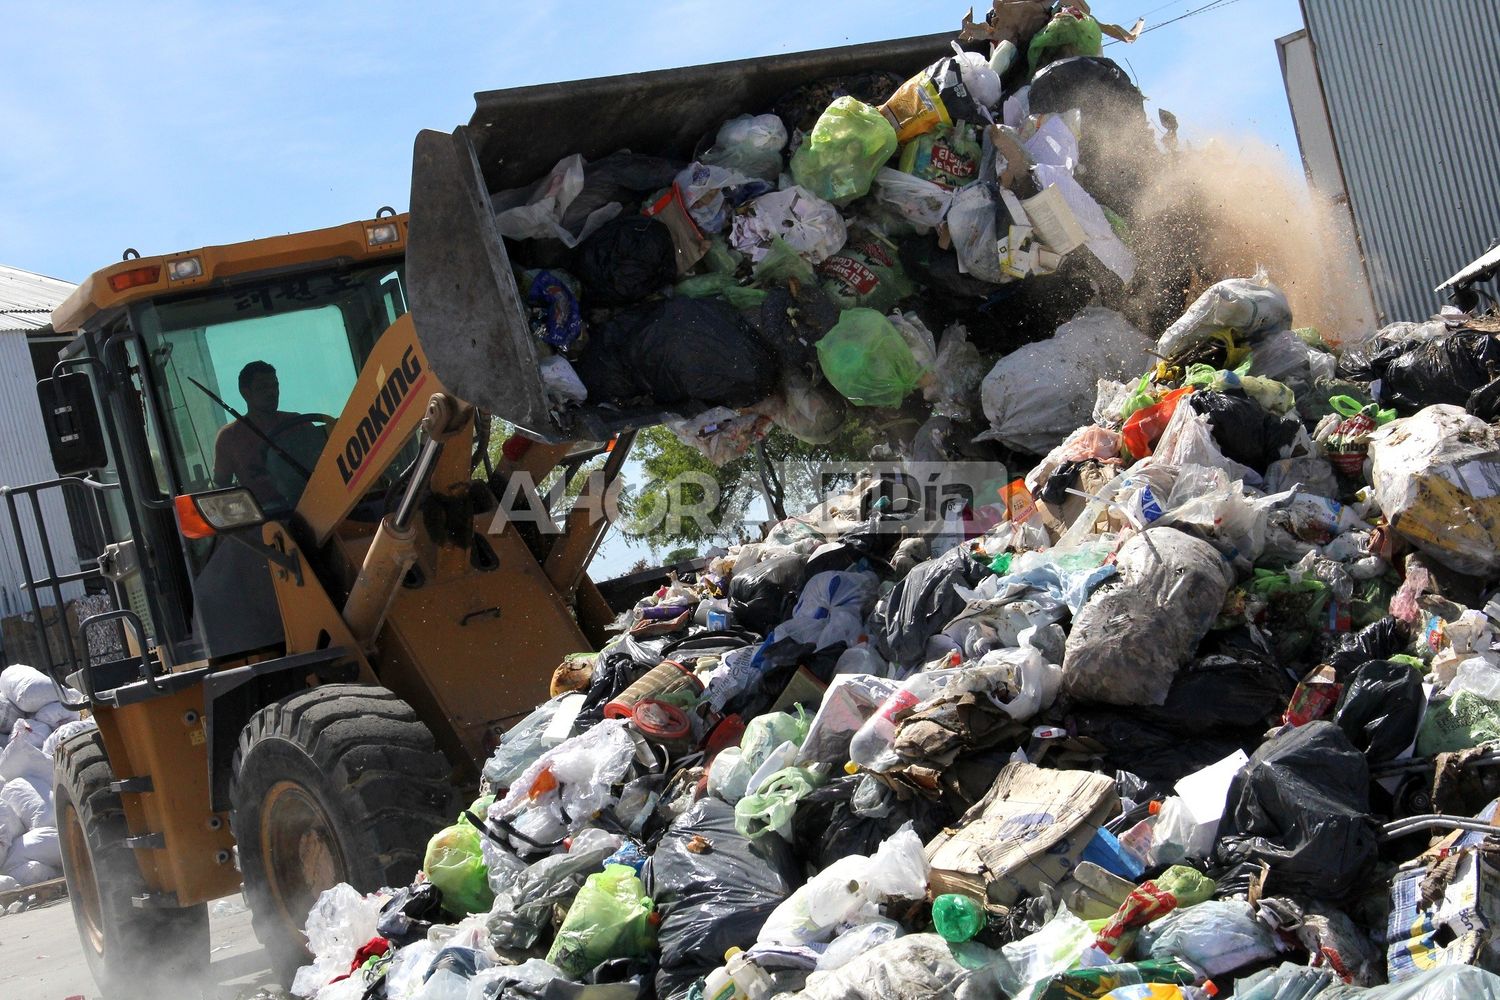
[109, 776, 153, 794]
[124, 832, 165, 850]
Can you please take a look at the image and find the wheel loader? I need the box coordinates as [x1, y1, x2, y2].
[5, 31, 949, 998]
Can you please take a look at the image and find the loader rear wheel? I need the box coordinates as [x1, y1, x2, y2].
[54, 726, 210, 1000]
[229, 684, 451, 983]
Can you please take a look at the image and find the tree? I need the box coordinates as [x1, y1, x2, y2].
[615, 417, 898, 552]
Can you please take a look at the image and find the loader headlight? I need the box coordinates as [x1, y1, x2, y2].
[366, 223, 401, 246]
[175, 488, 265, 539]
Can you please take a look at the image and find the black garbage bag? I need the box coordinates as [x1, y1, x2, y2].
[1215, 721, 1379, 899]
[646, 798, 799, 1000]
[574, 297, 779, 409]
[574, 216, 678, 307]
[867, 547, 984, 669]
[753, 282, 841, 377]
[1376, 331, 1500, 414]
[1188, 389, 1301, 473]
[728, 553, 809, 636]
[789, 774, 938, 872]
[1333, 659, 1425, 764]
[1135, 651, 1294, 736]
[377, 882, 445, 947]
[1327, 617, 1410, 680]
[1069, 709, 1254, 783]
[563, 151, 683, 234]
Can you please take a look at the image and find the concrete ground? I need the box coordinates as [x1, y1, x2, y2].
[0, 893, 280, 1000]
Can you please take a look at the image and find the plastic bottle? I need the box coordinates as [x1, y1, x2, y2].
[702, 948, 771, 1000]
[847, 667, 963, 772]
[932, 893, 985, 942]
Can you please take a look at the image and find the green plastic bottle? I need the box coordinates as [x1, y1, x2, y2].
[932, 893, 985, 942]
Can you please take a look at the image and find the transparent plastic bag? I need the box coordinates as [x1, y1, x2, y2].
[481, 696, 575, 790]
[489, 719, 637, 847]
[291, 883, 389, 997]
[491, 154, 622, 248]
[1137, 900, 1278, 977]
[816, 918, 904, 971]
[871, 167, 953, 234]
[734, 765, 822, 840]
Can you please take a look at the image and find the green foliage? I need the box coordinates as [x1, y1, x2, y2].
[615, 418, 887, 553]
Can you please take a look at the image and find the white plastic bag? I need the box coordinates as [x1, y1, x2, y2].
[729, 186, 847, 264]
[481, 695, 579, 790]
[972, 646, 1062, 722]
[538, 355, 587, 409]
[701, 114, 788, 181]
[0, 664, 58, 715]
[981, 308, 1155, 454]
[707, 747, 754, 804]
[0, 859, 59, 886]
[491, 154, 621, 248]
[995, 906, 1094, 999]
[871, 168, 953, 234]
[1157, 271, 1292, 358]
[31, 702, 78, 729]
[6, 825, 59, 867]
[0, 777, 52, 830]
[0, 734, 52, 784]
[758, 823, 928, 946]
[674, 162, 770, 234]
[9, 717, 51, 750]
[42, 719, 95, 759]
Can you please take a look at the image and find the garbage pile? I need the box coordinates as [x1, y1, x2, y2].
[0, 664, 93, 892]
[288, 6, 1500, 1000]
[498, 1, 1191, 454]
[290, 272, 1500, 999]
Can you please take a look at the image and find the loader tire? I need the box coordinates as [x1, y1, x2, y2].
[229, 684, 451, 984]
[55, 726, 210, 1000]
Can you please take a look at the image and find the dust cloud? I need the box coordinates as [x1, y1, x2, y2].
[1095, 113, 1375, 346]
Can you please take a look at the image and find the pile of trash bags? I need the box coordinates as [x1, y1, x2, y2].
[288, 6, 1500, 1000]
[0, 664, 93, 892]
[502, 0, 1201, 459]
[290, 280, 1500, 1000]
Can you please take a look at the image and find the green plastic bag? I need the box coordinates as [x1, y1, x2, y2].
[734, 766, 824, 840]
[816, 308, 924, 408]
[545, 863, 656, 977]
[423, 820, 494, 916]
[752, 236, 818, 287]
[739, 706, 812, 773]
[1028, 11, 1103, 72]
[1417, 690, 1500, 756]
[790, 97, 898, 205]
[1156, 866, 1216, 907]
[676, 273, 768, 309]
[817, 229, 916, 312]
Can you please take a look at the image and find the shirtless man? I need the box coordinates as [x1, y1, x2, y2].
[212, 361, 327, 506]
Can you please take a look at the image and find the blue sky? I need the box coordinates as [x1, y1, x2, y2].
[3, 0, 1304, 283]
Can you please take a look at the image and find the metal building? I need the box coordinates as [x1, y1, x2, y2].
[0, 265, 84, 617]
[1280, 1, 1500, 325]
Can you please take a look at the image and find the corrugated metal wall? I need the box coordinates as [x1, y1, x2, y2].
[0, 331, 82, 617]
[1302, 0, 1500, 324]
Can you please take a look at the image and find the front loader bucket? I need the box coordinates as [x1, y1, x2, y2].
[406, 32, 952, 442]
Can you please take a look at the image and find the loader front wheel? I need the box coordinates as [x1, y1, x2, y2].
[229, 684, 451, 983]
[55, 726, 210, 1000]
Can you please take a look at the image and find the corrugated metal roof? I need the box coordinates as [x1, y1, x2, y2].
[1302, 0, 1500, 324]
[0, 264, 74, 334]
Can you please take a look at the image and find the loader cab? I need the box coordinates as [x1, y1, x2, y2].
[44, 218, 412, 675]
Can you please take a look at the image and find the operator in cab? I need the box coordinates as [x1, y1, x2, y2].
[213, 361, 331, 507]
